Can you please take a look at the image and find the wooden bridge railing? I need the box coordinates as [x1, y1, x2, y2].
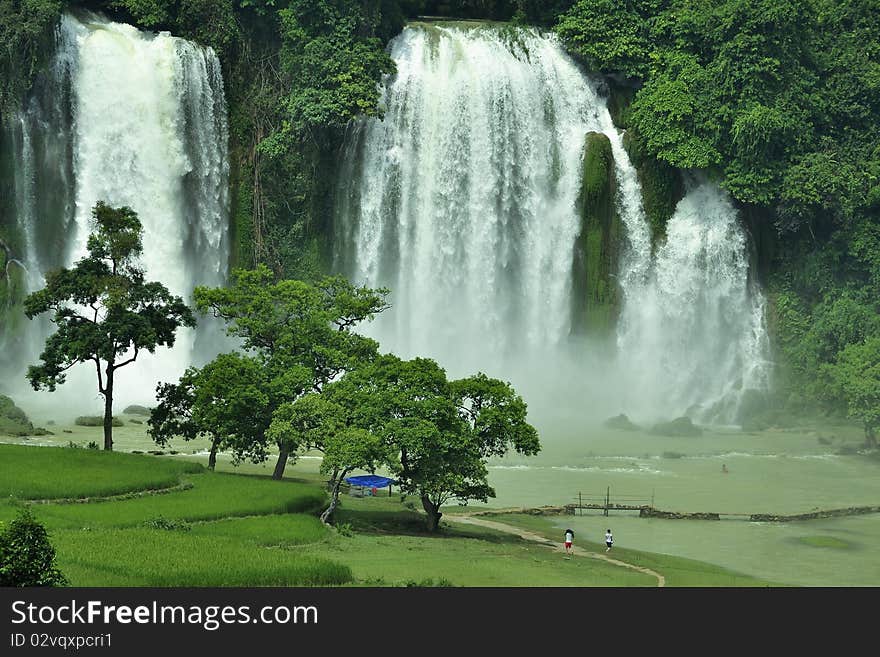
[569, 487, 655, 516]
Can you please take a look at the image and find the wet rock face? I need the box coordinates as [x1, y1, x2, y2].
[572, 131, 621, 336]
[649, 416, 703, 437]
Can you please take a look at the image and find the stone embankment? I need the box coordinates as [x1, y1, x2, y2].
[748, 505, 880, 522]
[472, 504, 880, 522]
[639, 507, 720, 520]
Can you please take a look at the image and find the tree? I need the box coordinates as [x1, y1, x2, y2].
[324, 354, 540, 532]
[24, 202, 196, 450]
[268, 393, 393, 523]
[155, 264, 388, 478]
[149, 352, 271, 470]
[0, 508, 67, 587]
[834, 337, 880, 448]
[267, 393, 344, 481]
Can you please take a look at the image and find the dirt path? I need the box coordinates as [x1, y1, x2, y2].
[446, 514, 666, 587]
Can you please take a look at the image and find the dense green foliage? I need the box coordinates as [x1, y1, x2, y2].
[23, 203, 196, 450]
[323, 354, 540, 531]
[0, 508, 67, 586]
[151, 264, 388, 476]
[0, 0, 63, 113]
[227, 0, 410, 279]
[557, 0, 880, 434]
[150, 352, 271, 469]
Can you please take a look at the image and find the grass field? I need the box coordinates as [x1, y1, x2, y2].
[0, 443, 203, 499]
[9, 473, 328, 529]
[0, 443, 782, 587]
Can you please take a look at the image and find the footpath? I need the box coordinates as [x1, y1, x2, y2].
[445, 513, 666, 587]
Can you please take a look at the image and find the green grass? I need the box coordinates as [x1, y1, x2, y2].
[189, 514, 328, 546]
[53, 528, 350, 587]
[6, 472, 327, 529]
[0, 443, 203, 500]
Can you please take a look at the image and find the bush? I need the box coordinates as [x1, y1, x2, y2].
[143, 517, 192, 532]
[75, 416, 123, 427]
[0, 509, 68, 587]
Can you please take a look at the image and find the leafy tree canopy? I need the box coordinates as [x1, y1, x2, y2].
[833, 336, 880, 446]
[322, 354, 540, 531]
[24, 202, 195, 450]
[149, 352, 272, 469]
[151, 265, 389, 477]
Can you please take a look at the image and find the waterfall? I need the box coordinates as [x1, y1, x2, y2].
[616, 181, 772, 423]
[335, 23, 770, 425]
[0, 12, 230, 411]
[334, 24, 638, 404]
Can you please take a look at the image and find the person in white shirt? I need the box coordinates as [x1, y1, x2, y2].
[564, 528, 574, 556]
[605, 529, 613, 552]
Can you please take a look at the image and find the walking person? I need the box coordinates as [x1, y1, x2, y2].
[605, 528, 613, 552]
[563, 528, 574, 557]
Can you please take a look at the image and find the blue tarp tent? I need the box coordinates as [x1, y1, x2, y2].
[344, 475, 396, 488]
[344, 474, 396, 496]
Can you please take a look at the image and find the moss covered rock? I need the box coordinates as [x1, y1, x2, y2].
[0, 395, 34, 436]
[622, 128, 684, 245]
[572, 131, 621, 336]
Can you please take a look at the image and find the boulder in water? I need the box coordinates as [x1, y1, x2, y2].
[650, 416, 703, 437]
[123, 404, 152, 416]
[75, 416, 124, 427]
[604, 414, 640, 431]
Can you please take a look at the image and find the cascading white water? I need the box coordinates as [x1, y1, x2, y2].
[1, 12, 229, 411]
[335, 25, 644, 403]
[616, 181, 771, 423]
[336, 23, 770, 425]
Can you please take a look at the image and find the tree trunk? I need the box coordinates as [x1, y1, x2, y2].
[208, 438, 219, 471]
[320, 476, 344, 525]
[103, 367, 114, 451]
[865, 422, 877, 449]
[272, 444, 289, 480]
[421, 495, 442, 532]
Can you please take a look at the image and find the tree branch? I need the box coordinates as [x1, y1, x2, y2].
[115, 345, 140, 370]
